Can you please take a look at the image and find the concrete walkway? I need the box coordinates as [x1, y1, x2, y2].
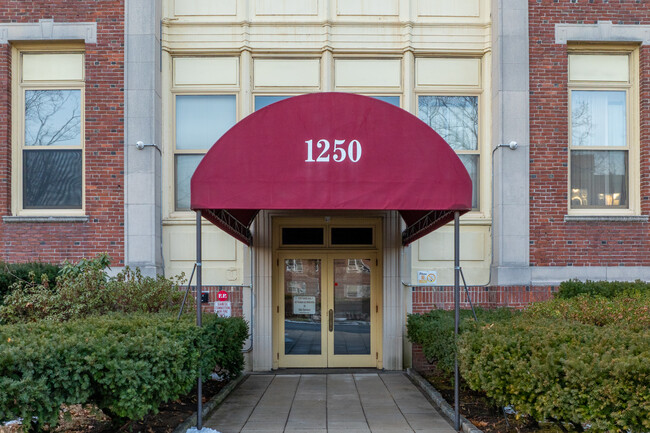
[204, 373, 456, 433]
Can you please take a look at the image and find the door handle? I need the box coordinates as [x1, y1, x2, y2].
[329, 309, 333, 332]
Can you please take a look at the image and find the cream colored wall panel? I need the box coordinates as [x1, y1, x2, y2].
[337, 0, 398, 16]
[416, 57, 481, 87]
[168, 226, 237, 261]
[164, 224, 243, 285]
[417, 0, 480, 17]
[418, 228, 485, 261]
[411, 225, 490, 285]
[335, 59, 401, 88]
[22, 53, 83, 81]
[254, 59, 320, 88]
[173, 57, 239, 86]
[255, 0, 319, 16]
[174, 0, 236, 16]
[569, 54, 629, 82]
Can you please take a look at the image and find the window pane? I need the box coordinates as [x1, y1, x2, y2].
[571, 91, 626, 147]
[285, 259, 322, 355]
[418, 95, 478, 151]
[175, 154, 204, 210]
[23, 149, 82, 208]
[281, 228, 324, 245]
[371, 96, 400, 107]
[176, 95, 236, 150]
[571, 150, 627, 208]
[255, 95, 291, 111]
[24, 90, 81, 147]
[331, 228, 373, 245]
[458, 154, 479, 209]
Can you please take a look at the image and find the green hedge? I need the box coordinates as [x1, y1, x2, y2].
[527, 292, 650, 330]
[406, 308, 515, 376]
[0, 313, 248, 431]
[0, 262, 61, 302]
[558, 279, 650, 299]
[458, 316, 650, 432]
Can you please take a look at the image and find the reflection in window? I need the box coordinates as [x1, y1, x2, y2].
[371, 95, 400, 107]
[418, 95, 480, 209]
[571, 91, 626, 148]
[174, 154, 203, 210]
[255, 95, 291, 111]
[23, 89, 82, 209]
[284, 259, 321, 355]
[174, 95, 236, 210]
[570, 90, 629, 209]
[25, 90, 81, 147]
[23, 149, 82, 208]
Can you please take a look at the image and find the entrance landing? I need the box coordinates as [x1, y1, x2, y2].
[204, 372, 455, 433]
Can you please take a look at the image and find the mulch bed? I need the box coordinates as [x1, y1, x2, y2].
[0, 379, 228, 433]
[421, 364, 561, 433]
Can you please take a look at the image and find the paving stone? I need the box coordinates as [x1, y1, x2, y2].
[203, 372, 456, 432]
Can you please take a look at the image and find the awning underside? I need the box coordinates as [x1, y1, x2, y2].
[192, 93, 472, 246]
[201, 208, 464, 247]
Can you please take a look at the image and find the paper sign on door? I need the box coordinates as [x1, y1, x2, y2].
[293, 295, 316, 314]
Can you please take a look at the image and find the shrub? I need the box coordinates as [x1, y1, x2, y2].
[0, 254, 189, 324]
[406, 308, 515, 376]
[0, 262, 61, 302]
[526, 292, 650, 330]
[557, 279, 650, 299]
[458, 315, 650, 432]
[0, 313, 248, 432]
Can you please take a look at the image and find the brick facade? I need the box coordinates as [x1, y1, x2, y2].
[0, 1, 125, 265]
[528, 1, 650, 267]
[411, 285, 555, 314]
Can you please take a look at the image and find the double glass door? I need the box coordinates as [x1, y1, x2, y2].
[277, 252, 379, 368]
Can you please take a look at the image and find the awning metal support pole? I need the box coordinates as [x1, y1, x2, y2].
[196, 210, 203, 430]
[454, 211, 460, 431]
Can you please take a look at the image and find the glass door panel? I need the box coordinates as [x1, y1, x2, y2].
[284, 258, 322, 355]
[332, 259, 371, 355]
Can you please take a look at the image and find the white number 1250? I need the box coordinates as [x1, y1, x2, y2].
[305, 139, 362, 163]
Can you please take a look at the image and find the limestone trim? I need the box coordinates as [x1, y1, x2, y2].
[555, 21, 650, 45]
[0, 19, 97, 44]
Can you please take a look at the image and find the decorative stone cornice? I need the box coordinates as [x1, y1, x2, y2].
[0, 19, 97, 44]
[556, 21, 650, 45]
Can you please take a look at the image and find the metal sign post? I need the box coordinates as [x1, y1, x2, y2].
[196, 210, 203, 431]
[454, 211, 460, 431]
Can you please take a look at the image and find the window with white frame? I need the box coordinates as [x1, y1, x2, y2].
[417, 95, 480, 209]
[568, 51, 636, 211]
[174, 94, 236, 211]
[17, 51, 85, 211]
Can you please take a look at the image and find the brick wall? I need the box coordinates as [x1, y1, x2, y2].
[529, 1, 650, 266]
[0, 1, 125, 265]
[411, 284, 555, 313]
[190, 285, 246, 318]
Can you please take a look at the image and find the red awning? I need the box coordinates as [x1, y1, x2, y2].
[191, 93, 472, 246]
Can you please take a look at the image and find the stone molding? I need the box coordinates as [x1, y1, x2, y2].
[2, 216, 89, 223]
[0, 19, 97, 44]
[556, 21, 650, 45]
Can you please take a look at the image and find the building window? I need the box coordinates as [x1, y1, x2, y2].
[568, 51, 636, 211]
[417, 95, 479, 209]
[174, 94, 236, 211]
[16, 51, 85, 211]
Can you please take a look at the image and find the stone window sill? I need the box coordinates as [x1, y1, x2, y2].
[564, 215, 648, 223]
[3, 215, 89, 223]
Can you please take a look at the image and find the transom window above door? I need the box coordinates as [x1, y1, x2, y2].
[280, 226, 375, 248]
[276, 217, 380, 249]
